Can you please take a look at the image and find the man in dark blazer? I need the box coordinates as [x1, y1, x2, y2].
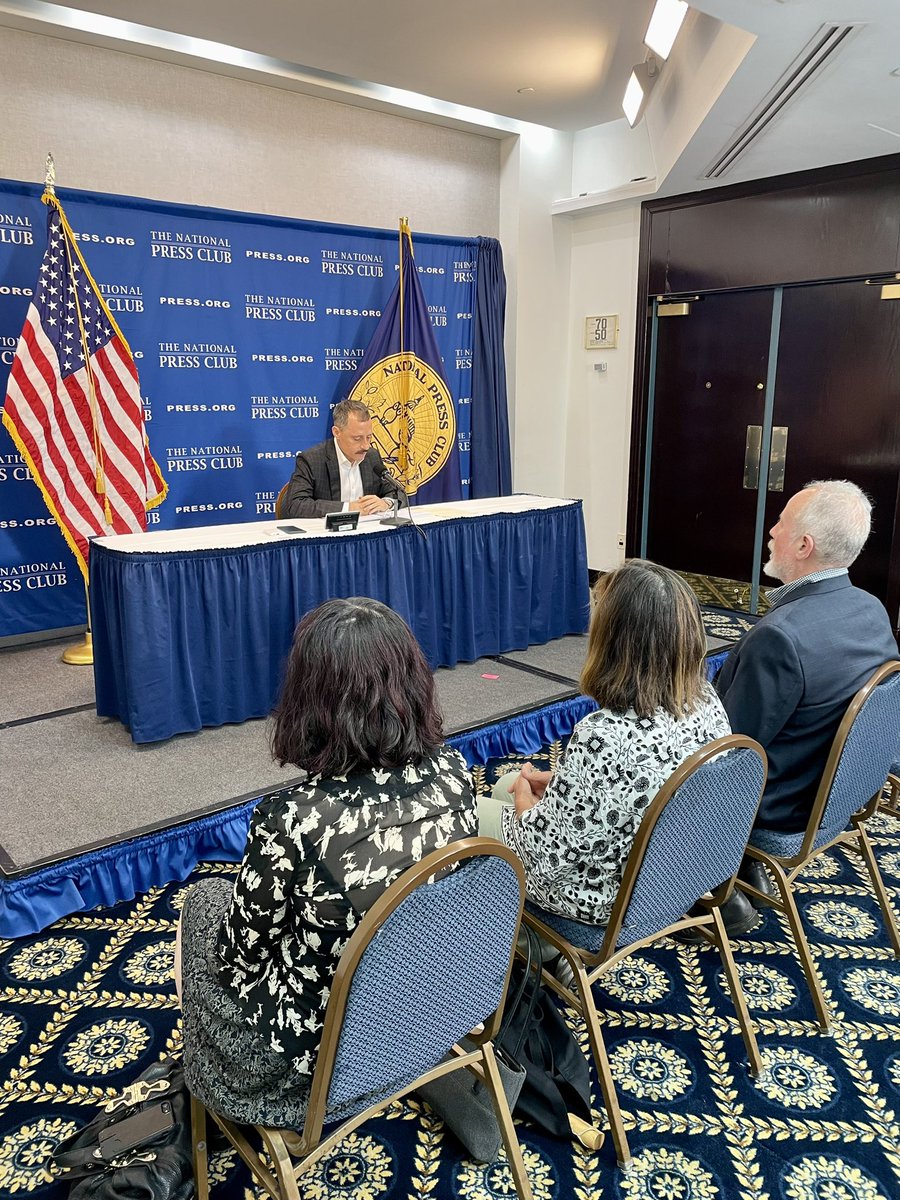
[717, 479, 897, 851]
[281, 399, 399, 519]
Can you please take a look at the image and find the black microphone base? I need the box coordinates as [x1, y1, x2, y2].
[379, 514, 413, 527]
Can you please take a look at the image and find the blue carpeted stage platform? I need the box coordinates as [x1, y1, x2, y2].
[0, 611, 742, 938]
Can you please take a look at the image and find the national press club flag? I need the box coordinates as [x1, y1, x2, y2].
[1, 189, 167, 582]
[349, 219, 461, 502]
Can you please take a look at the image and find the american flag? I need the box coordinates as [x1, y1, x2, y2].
[1, 194, 166, 580]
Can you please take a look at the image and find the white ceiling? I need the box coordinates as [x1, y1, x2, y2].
[0, 0, 898, 186]
[670, 0, 900, 190]
[0, 0, 657, 130]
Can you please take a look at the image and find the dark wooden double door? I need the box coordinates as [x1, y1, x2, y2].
[643, 281, 900, 622]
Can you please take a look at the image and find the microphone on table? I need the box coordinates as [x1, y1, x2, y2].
[373, 461, 428, 541]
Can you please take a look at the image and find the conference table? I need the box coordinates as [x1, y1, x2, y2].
[90, 495, 590, 744]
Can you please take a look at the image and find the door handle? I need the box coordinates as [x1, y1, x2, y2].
[768, 426, 788, 492]
[743, 426, 762, 490]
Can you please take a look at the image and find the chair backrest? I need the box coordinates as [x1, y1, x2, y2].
[274, 482, 289, 519]
[603, 735, 767, 951]
[800, 661, 900, 856]
[301, 837, 525, 1141]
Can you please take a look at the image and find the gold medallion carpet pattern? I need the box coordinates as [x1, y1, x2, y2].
[1, 748, 899, 1199]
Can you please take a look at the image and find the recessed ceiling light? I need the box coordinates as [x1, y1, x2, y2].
[517, 86, 536, 94]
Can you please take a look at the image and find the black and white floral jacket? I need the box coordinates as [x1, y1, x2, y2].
[502, 684, 730, 924]
[214, 745, 475, 1076]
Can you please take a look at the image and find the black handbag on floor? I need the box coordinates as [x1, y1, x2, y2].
[499, 928, 593, 1140]
[52, 1058, 193, 1200]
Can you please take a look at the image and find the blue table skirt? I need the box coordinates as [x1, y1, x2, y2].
[90, 502, 591, 743]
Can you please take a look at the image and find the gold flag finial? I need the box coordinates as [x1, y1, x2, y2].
[44, 153, 56, 196]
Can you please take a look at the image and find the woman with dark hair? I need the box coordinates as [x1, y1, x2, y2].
[479, 560, 730, 926]
[177, 598, 474, 1126]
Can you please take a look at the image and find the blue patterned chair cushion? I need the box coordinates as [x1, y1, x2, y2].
[525, 900, 606, 953]
[748, 824, 843, 857]
[749, 675, 900, 861]
[816, 674, 900, 834]
[619, 747, 765, 943]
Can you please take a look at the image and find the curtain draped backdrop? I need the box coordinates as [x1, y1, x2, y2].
[470, 237, 511, 498]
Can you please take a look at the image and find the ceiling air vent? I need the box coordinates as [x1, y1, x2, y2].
[703, 24, 858, 179]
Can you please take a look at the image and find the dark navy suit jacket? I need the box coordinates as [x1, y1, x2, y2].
[715, 574, 897, 832]
[281, 438, 394, 519]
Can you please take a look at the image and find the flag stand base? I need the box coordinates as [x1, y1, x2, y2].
[62, 631, 93, 666]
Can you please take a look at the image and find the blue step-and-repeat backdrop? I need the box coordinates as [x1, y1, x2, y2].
[0, 182, 478, 637]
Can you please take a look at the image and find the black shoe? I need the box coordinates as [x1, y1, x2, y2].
[738, 857, 778, 906]
[674, 889, 760, 944]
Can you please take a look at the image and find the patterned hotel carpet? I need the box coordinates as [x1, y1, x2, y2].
[2, 746, 900, 1200]
[700, 606, 758, 645]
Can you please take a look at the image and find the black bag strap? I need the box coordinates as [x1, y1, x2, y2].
[496, 921, 534, 1046]
[52, 1145, 107, 1177]
[506, 926, 544, 1062]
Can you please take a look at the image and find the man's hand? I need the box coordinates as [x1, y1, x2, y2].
[349, 495, 391, 515]
[507, 762, 552, 801]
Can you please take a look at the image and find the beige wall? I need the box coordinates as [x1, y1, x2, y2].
[0, 28, 500, 236]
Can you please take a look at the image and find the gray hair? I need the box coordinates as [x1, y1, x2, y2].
[796, 480, 873, 567]
[332, 398, 370, 428]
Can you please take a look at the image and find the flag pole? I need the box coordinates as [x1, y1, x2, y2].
[62, 578, 93, 665]
[45, 154, 93, 666]
[397, 218, 411, 480]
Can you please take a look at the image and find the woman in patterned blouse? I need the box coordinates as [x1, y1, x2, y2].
[176, 598, 475, 1126]
[479, 560, 730, 925]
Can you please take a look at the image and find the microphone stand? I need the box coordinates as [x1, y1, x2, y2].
[377, 470, 428, 541]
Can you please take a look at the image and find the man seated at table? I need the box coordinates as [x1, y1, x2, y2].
[281, 399, 399, 518]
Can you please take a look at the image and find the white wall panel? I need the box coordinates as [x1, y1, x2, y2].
[563, 203, 642, 570]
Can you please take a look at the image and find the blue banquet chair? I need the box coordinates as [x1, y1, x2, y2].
[522, 734, 767, 1167]
[189, 838, 534, 1200]
[738, 660, 900, 1032]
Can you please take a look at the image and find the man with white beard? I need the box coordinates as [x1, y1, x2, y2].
[715, 480, 897, 900]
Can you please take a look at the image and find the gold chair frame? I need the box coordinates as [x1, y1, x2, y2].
[879, 772, 900, 820]
[522, 734, 767, 1167]
[737, 660, 900, 1033]
[189, 838, 534, 1200]
[274, 482, 289, 520]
